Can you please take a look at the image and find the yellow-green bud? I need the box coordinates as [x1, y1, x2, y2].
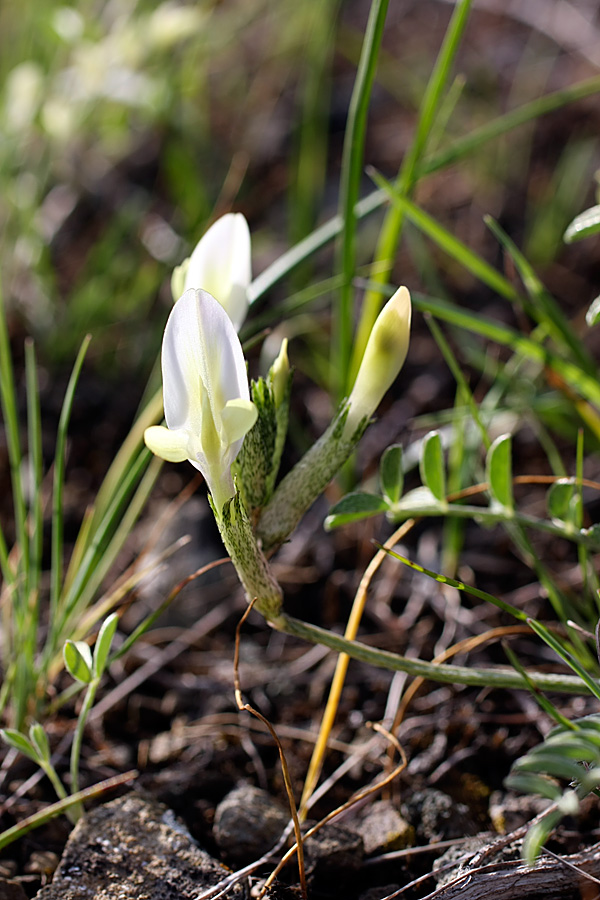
[270, 338, 289, 408]
[344, 286, 411, 438]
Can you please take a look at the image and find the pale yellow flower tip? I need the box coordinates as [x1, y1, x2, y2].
[345, 286, 412, 435]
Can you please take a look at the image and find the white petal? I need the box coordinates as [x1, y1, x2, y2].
[161, 289, 251, 441]
[144, 425, 189, 462]
[221, 398, 258, 446]
[182, 213, 251, 331]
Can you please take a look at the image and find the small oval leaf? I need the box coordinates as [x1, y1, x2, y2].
[581, 523, 600, 548]
[29, 723, 50, 762]
[486, 434, 513, 510]
[325, 492, 389, 531]
[419, 431, 445, 502]
[63, 640, 93, 684]
[380, 444, 404, 505]
[564, 204, 600, 243]
[93, 613, 119, 679]
[1, 729, 38, 763]
[547, 479, 575, 523]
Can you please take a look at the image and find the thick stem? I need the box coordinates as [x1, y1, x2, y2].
[271, 613, 591, 695]
[257, 409, 366, 551]
[218, 491, 283, 620]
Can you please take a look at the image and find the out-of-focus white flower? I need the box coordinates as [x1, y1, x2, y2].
[172, 213, 251, 332]
[144, 288, 257, 513]
[3, 63, 43, 133]
[344, 286, 411, 437]
[146, 2, 206, 49]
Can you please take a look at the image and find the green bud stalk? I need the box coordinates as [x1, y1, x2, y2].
[257, 287, 411, 551]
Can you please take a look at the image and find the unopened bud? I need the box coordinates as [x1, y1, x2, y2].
[270, 338, 289, 408]
[345, 286, 411, 438]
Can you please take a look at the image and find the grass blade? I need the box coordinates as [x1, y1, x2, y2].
[248, 76, 600, 306]
[0, 770, 138, 852]
[350, 0, 473, 389]
[484, 216, 595, 373]
[528, 618, 600, 702]
[0, 280, 28, 602]
[411, 293, 600, 410]
[335, 0, 390, 398]
[49, 335, 92, 630]
[369, 169, 517, 300]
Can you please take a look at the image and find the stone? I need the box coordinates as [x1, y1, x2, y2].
[401, 789, 476, 843]
[488, 789, 553, 834]
[34, 792, 245, 899]
[213, 784, 288, 865]
[303, 821, 364, 877]
[353, 801, 414, 855]
[0, 879, 28, 900]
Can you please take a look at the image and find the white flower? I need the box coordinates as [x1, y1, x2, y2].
[171, 213, 251, 332]
[144, 288, 257, 513]
[344, 286, 411, 437]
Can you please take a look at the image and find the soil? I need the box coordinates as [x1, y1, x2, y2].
[2, 1, 600, 898]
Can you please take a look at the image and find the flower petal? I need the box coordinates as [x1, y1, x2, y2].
[161, 288, 250, 433]
[182, 213, 251, 331]
[221, 398, 258, 447]
[144, 425, 189, 462]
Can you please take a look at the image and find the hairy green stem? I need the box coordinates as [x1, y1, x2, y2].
[257, 409, 366, 551]
[272, 614, 592, 695]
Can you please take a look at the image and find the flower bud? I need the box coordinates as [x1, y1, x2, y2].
[344, 286, 411, 438]
[270, 338, 289, 408]
[171, 213, 251, 332]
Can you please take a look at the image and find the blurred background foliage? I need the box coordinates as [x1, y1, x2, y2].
[1, 0, 599, 389]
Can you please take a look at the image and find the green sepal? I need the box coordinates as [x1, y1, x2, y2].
[232, 360, 292, 517]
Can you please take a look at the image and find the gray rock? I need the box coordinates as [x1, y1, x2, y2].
[34, 792, 245, 899]
[354, 801, 414, 855]
[303, 821, 364, 877]
[401, 789, 476, 843]
[358, 886, 400, 900]
[0, 879, 28, 900]
[213, 784, 288, 865]
[489, 789, 553, 834]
